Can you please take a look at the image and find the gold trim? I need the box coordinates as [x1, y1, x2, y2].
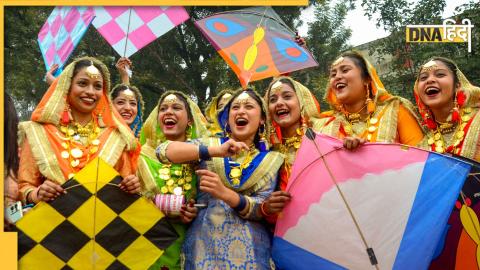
[20, 122, 65, 183]
[460, 110, 480, 160]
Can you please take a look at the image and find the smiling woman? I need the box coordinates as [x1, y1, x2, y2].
[314, 51, 424, 148]
[17, 57, 141, 205]
[111, 84, 144, 137]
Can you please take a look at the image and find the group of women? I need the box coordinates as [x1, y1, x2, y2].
[5, 48, 480, 269]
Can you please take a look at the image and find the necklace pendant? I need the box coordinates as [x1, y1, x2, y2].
[368, 126, 377, 133]
[436, 146, 445, 153]
[173, 187, 183, 196]
[455, 130, 465, 139]
[68, 129, 75, 136]
[184, 183, 192, 191]
[427, 137, 435, 145]
[462, 115, 471, 122]
[435, 140, 444, 147]
[71, 159, 80, 168]
[178, 179, 185, 185]
[230, 167, 242, 178]
[90, 146, 98, 154]
[161, 186, 169, 194]
[71, 148, 83, 159]
[344, 125, 352, 134]
[464, 107, 472, 114]
[185, 176, 192, 183]
[166, 179, 174, 186]
[61, 151, 70, 159]
[434, 133, 441, 140]
[73, 134, 81, 141]
[369, 118, 378, 125]
[367, 133, 372, 141]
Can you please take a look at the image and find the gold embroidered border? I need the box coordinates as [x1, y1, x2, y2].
[138, 145, 160, 198]
[460, 110, 480, 160]
[21, 122, 65, 183]
[98, 129, 126, 167]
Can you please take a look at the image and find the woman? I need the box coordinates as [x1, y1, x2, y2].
[4, 93, 19, 230]
[415, 57, 480, 157]
[204, 89, 234, 136]
[414, 57, 480, 270]
[138, 91, 208, 270]
[18, 57, 141, 205]
[261, 76, 321, 219]
[111, 83, 144, 137]
[315, 51, 424, 148]
[156, 89, 284, 269]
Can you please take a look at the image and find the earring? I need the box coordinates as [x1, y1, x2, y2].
[186, 123, 193, 140]
[61, 104, 72, 125]
[258, 123, 268, 152]
[365, 83, 375, 114]
[97, 113, 106, 128]
[423, 109, 437, 130]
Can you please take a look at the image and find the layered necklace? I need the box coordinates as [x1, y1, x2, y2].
[59, 119, 101, 179]
[156, 163, 193, 196]
[341, 104, 379, 142]
[278, 127, 304, 180]
[427, 106, 473, 154]
[229, 144, 257, 187]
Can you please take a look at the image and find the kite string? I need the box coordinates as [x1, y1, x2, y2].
[92, 158, 101, 269]
[123, 7, 133, 57]
[307, 133, 380, 270]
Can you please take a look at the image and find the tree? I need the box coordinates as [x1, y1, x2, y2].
[360, 0, 480, 102]
[4, 5, 315, 120]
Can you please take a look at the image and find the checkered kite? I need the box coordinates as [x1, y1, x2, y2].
[38, 7, 95, 72]
[17, 158, 178, 269]
[92, 6, 190, 57]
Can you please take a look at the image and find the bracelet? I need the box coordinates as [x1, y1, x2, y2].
[199, 144, 211, 161]
[233, 194, 247, 212]
[260, 201, 273, 217]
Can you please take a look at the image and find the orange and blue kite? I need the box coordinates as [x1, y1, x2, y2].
[195, 7, 318, 88]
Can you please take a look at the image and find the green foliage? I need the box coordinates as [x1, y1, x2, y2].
[360, 0, 480, 103]
[4, 6, 312, 120]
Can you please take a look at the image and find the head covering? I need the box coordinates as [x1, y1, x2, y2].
[31, 56, 138, 151]
[414, 58, 480, 121]
[140, 91, 209, 147]
[217, 89, 271, 150]
[325, 51, 393, 111]
[205, 89, 235, 135]
[111, 83, 145, 137]
[265, 76, 321, 143]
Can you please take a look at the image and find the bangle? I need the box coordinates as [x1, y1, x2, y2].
[233, 194, 247, 212]
[199, 144, 211, 161]
[260, 201, 273, 217]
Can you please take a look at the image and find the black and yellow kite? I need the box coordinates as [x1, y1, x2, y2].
[17, 158, 178, 269]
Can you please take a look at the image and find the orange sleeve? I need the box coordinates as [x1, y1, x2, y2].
[18, 138, 43, 202]
[397, 105, 424, 146]
[5, 172, 19, 205]
[114, 151, 135, 178]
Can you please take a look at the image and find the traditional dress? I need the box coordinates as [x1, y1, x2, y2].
[314, 56, 424, 145]
[265, 76, 321, 193]
[158, 90, 284, 269]
[138, 91, 209, 270]
[204, 89, 234, 137]
[414, 64, 480, 270]
[18, 57, 140, 204]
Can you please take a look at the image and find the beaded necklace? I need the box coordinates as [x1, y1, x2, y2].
[59, 120, 101, 179]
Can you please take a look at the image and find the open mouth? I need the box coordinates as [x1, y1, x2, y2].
[121, 112, 132, 119]
[163, 118, 177, 128]
[276, 109, 290, 118]
[80, 97, 96, 105]
[335, 82, 347, 90]
[235, 118, 249, 127]
[425, 87, 440, 96]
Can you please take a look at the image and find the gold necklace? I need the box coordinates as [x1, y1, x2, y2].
[342, 112, 379, 142]
[427, 107, 473, 154]
[343, 103, 368, 124]
[229, 145, 256, 187]
[59, 120, 101, 178]
[157, 163, 193, 195]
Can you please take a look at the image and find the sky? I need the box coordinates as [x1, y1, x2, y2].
[299, 0, 472, 46]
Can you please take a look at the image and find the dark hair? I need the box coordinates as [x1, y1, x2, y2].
[4, 93, 19, 176]
[72, 59, 105, 79]
[111, 84, 139, 101]
[425, 57, 460, 87]
[278, 78, 296, 92]
[159, 92, 193, 121]
[339, 51, 370, 81]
